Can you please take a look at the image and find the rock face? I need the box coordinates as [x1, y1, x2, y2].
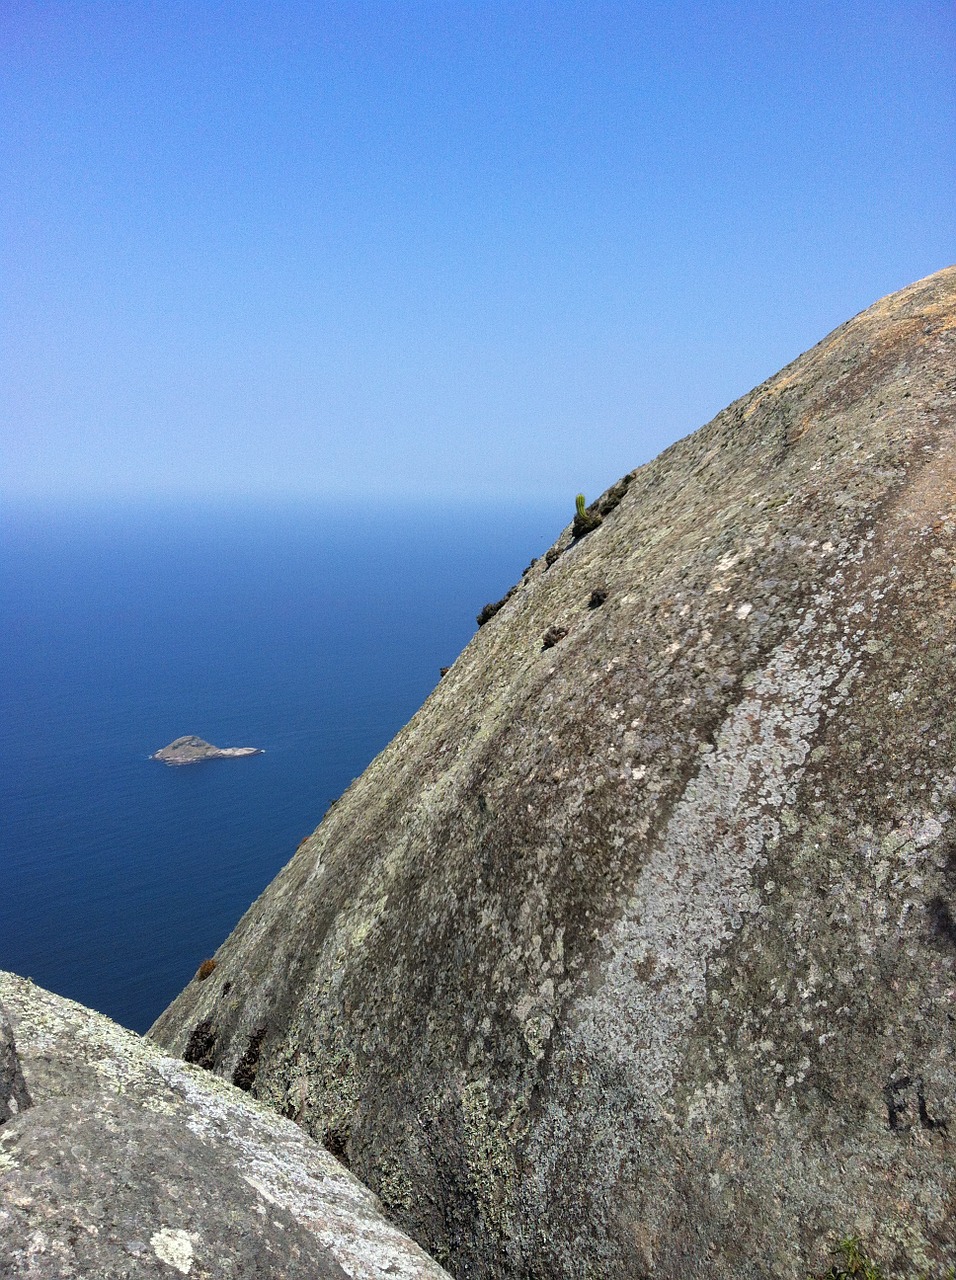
[0, 973, 452, 1279]
[152, 735, 263, 765]
[152, 268, 956, 1278]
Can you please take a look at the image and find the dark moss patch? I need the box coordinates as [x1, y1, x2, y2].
[321, 1125, 352, 1168]
[807, 1237, 884, 1279]
[571, 509, 602, 540]
[596, 471, 634, 517]
[928, 896, 956, 953]
[569, 474, 634, 542]
[183, 1019, 218, 1070]
[587, 588, 608, 609]
[542, 626, 569, 651]
[232, 1026, 268, 1092]
[477, 586, 518, 628]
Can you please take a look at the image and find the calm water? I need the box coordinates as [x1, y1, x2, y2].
[0, 499, 564, 1031]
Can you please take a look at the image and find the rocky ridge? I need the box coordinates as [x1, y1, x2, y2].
[151, 268, 956, 1278]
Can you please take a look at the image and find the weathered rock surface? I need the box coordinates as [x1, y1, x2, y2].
[152, 268, 956, 1278]
[152, 735, 263, 765]
[0, 972, 452, 1279]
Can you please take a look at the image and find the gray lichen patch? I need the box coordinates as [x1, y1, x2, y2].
[569, 576, 872, 1110]
[0, 1094, 351, 1280]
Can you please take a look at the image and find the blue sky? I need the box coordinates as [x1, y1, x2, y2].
[2, 1, 954, 506]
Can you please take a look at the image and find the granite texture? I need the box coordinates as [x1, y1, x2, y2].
[0, 973, 452, 1280]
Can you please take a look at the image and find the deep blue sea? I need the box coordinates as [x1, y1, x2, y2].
[1, 499, 564, 1032]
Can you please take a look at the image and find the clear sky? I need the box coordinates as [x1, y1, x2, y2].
[2, 2, 954, 507]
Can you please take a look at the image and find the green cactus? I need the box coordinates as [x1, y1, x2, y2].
[572, 492, 602, 539]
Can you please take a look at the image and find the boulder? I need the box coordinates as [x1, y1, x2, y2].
[0, 973, 451, 1279]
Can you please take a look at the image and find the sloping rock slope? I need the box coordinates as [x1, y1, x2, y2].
[152, 267, 956, 1278]
[0, 973, 451, 1279]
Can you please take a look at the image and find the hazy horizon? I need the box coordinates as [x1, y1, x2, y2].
[3, 3, 954, 507]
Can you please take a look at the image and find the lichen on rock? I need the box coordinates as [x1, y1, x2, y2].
[0, 972, 452, 1279]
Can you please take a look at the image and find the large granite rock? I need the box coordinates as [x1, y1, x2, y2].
[152, 268, 956, 1278]
[0, 972, 451, 1279]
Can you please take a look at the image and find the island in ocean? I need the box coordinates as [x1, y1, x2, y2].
[151, 735, 263, 766]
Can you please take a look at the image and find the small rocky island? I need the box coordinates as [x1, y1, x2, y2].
[151, 735, 263, 766]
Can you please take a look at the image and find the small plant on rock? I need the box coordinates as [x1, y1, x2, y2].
[477, 584, 519, 627]
[572, 493, 602, 539]
[808, 1235, 954, 1280]
[808, 1237, 883, 1280]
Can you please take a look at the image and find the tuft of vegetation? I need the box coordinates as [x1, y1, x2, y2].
[807, 1236, 955, 1280]
[594, 471, 633, 517]
[808, 1238, 884, 1280]
[195, 958, 217, 981]
[477, 584, 518, 627]
[541, 626, 569, 651]
[183, 1018, 218, 1069]
[572, 492, 603, 539]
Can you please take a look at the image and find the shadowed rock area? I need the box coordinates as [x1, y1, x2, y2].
[0, 973, 452, 1279]
[152, 268, 956, 1278]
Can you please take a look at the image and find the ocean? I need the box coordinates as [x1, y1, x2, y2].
[0, 498, 564, 1032]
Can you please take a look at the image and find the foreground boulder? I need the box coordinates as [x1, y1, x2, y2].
[152, 268, 956, 1278]
[0, 972, 451, 1279]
